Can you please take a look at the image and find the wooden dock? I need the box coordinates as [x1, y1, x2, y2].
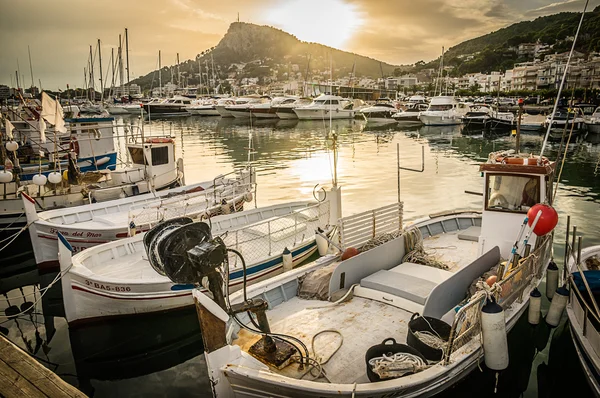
[0, 335, 86, 398]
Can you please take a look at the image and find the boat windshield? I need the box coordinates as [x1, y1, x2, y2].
[429, 104, 453, 111]
[486, 174, 540, 213]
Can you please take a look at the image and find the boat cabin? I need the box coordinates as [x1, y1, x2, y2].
[479, 153, 555, 258]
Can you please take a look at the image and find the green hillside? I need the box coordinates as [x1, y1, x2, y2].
[408, 6, 600, 76]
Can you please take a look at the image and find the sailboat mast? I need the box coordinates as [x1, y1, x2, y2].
[125, 28, 130, 84]
[98, 39, 104, 102]
[27, 45, 34, 92]
[211, 53, 217, 94]
[198, 59, 203, 94]
[441, 46, 445, 94]
[118, 34, 124, 96]
[89, 45, 95, 99]
[158, 50, 162, 97]
[177, 53, 180, 88]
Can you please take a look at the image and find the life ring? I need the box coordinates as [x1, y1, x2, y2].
[69, 138, 80, 155]
[146, 137, 174, 144]
[489, 192, 509, 208]
[495, 156, 548, 166]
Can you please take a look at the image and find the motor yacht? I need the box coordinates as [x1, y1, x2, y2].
[293, 94, 355, 120]
[418, 96, 463, 126]
[359, 98, 398, 124]
[586, 106, 600, 134]
[225, 96, 271, 119]
[188, 98, 221, 116]
[143, 96, 193, 116]
[392, 103, 427, 126]
[251, 97, 298, 119]
[273, 98, 312, 119]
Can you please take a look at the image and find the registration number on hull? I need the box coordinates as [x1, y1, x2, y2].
[84, 280, 131, 292]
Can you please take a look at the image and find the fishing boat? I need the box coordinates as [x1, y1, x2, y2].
[57, 199, 332, 325]
[152, 147, 558, 397]
[359, 99, 398, 125]
[293, 94, 355, 120]
[418, 96, 463, 126]
[22, 167, 255, 271]
[565, 242, 600, 396]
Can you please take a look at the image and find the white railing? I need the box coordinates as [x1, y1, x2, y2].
[338, 202, 403, 250]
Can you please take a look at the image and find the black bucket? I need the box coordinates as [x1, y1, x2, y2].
[365, 338, 426, 382]
[406, 312, 451, 362]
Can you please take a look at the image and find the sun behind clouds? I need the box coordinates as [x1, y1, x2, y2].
[263, 0, 364, 49]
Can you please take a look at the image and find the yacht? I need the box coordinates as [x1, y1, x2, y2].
[544, 107, 585, 133]
[273, 98, 312, 119]
[462, 104, 492, 129]
[485, 109, 515, 130]
[586, 106, 600, 134]
[392, 103, 427, 126]
[519, 114, 546, 133]
[293, 94, 355, 120]
[359, 98, 398, 124]
[214, 98, 238, 117]
[225, 96, 270, 119]
[418, 96, 463, 126]
[143, 96, 193, 116]
[188, 98, 221, 116]
[251, 97, 298, 119]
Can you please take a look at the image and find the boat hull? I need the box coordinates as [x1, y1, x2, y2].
[189, 108, 220, 116]
[274, 108, 298, 119]
[586, 123, 600, 134]
[294, 108, 355, 120]
[61, 239, 318, 325]
[216, 105, 233, 117]
[420, 114, 462, 126]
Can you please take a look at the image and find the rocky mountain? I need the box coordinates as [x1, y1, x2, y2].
[131, 22, 402, 91]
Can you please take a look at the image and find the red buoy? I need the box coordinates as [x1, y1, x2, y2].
[341, 247, 359, 260]
[527, 204, 558, 236]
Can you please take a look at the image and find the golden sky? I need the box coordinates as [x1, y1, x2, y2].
[0, 0, 595, 90]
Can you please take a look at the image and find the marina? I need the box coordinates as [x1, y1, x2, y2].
[2, 1, 600, 397]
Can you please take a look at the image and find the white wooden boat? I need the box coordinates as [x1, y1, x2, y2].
[566, 245, 600, 396]
[189, 152, 557, 397]
[23, 168, 255, 271]
[57, 200, 331, 326]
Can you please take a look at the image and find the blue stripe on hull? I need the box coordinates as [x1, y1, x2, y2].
[17, 152, 117, 180]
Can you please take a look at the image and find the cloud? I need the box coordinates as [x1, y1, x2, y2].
[524, 0, 598, 17]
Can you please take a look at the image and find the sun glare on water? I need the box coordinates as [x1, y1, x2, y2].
[264, 0, 363, 49]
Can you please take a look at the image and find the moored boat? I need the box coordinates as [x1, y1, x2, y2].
[22, 168, 255, 271]
[360, 99, 398, 125]
[57, 199, 332, 325]
[419, 96, 463, 126]
[273, 98, 312, 119]
[294, 94, 355, 120]
[164, 150, 557, 397]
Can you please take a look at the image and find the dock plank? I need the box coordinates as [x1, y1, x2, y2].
[0, 335, 86, 398]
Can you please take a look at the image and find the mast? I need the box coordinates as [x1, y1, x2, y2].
[211, 53, 217, 94]
[118, 34, 124, 97]
[27, 46, 34, 92]
[98, 39, 104, 102]
[158, 50, 162, 97]
[198, 59, 203, 94]
[109, 48, 116, 99]
[177, 53, 180, 88]
[540, 0, 589, 159]
[205, 60, 210, 94]
[89, 45, 95, 100]
[125, 28, 130, 84]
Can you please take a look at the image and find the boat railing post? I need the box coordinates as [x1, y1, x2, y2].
[235, 229, 239, 251]
[564, 216, 571, 281]
[268, 221, 272, 255]
[294, 211, 298, 246]
[583, 305, 588, 337]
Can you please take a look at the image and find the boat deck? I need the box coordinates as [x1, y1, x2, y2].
[234, 296, 413, 384]
[422, 229, 479, 271]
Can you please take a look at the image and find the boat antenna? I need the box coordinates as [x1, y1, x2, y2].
[539, 0, 588, 160]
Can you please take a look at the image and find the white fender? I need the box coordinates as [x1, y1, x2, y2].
[282, 247, 293, 272]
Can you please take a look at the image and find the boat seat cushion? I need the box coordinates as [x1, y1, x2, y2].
[389, 262, 453, 284]
[360, 270, 437, 305]
[458, 226, 481, 242]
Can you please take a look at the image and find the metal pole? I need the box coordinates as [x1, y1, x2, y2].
[516, 103, 522, 153]
[564, 215, 571, 281]
[98, 39, 104, 102]
[125, 28, 130, 85]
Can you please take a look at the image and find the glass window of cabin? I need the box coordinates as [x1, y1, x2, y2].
[151, 146, 169, 166]
[330, 100, 339, 105]
[314, 100, 325, 104]
[128, 147, 147, 165]
[429, 104, 452, 111]
[486, 174, 540, 213]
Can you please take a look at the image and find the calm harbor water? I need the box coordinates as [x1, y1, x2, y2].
[2, 115, 600, 397]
